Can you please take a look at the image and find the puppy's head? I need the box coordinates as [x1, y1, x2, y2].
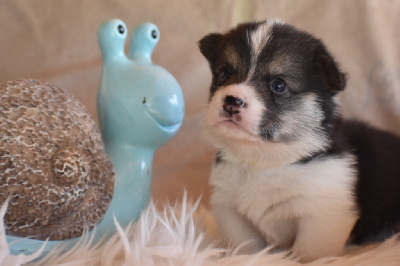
[199, 20, 346, 168]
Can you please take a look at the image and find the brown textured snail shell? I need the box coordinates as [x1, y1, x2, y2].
[0, 79, 114, 240]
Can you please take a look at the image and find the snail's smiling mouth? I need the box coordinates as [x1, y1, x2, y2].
[145, 109, 182, 133]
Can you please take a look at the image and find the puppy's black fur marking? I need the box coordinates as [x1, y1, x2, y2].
[199, 23, 256, 99]
[343, 121, 400, 243]
[215, 150, 224, 165]
[200, 20, 400, 245]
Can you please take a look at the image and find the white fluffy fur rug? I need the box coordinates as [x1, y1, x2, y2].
[1, 193, 400, 266]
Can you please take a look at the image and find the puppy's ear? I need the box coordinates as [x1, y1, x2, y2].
[316, 46, 347, 93]
[198, 33, 223, 65]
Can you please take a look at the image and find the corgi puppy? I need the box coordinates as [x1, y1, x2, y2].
[199, 20, 400, 262]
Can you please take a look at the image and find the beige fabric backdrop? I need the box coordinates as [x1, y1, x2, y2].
[0, 0, 399, 208]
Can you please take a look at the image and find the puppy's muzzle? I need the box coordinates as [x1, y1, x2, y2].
[223, 95, 245, 115]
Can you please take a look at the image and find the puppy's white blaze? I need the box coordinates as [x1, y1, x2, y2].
[207, 83, 265, 140]
[249, 22, 273, 57]
[249, 20, 284, 58]
[247, 20, 284, 81]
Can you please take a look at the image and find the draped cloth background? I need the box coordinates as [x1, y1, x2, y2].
[0, 0, 399, 210]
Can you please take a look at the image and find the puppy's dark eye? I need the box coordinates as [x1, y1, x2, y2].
[117, 25, 125, 34]
[218, 67, 231, 83]
[269, 78, 287, 93]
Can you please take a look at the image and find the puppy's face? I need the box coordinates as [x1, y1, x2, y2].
[199, 20, 346, 167]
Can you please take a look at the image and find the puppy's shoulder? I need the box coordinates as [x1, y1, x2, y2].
[342, 119, 400, 151]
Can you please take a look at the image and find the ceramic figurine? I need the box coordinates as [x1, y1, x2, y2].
[96, 19, 185, 231]
[0, 79, 114, 240]
[4, 19, 184, 257]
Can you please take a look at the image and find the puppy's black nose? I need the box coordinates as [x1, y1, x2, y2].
[223, 95, 245, 115]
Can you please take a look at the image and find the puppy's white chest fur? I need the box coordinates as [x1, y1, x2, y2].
[210, 155, 358, 256]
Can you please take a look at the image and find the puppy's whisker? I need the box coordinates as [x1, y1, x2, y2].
[191, 103, 209, 113]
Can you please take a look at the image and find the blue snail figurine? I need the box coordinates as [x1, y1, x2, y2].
[6, 19, 184, 257]
[96, 19, 185, 231]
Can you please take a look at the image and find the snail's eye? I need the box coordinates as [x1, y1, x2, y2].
[151, 29, 158, 39]
[117, 25, 125, 34]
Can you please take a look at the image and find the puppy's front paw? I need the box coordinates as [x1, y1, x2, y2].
[290, 214, 355, 262]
